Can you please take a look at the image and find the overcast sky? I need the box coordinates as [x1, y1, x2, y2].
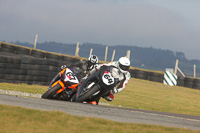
[1, 0, 200, 60]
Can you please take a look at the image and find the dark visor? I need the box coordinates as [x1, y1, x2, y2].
[119, 63, 130, 71]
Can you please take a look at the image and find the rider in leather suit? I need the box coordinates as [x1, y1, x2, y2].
[89, 56, 131, 104]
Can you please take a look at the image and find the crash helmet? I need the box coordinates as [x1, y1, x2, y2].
[117, 57, 130, 73]
[87, 55, 99, 70]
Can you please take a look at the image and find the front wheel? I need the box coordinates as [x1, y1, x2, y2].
[41, 84, 62, 99]
[70, 94, 76, 102]
[75, 85, 100, 102]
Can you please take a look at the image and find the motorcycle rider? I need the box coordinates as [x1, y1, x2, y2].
[61, 54, 99, 76]
[49, 55, 99, 88]
[89, 56, 131, 104]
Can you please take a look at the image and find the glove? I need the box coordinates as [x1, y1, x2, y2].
[61, 65, 67, 70]
[112, 87, 118, 94]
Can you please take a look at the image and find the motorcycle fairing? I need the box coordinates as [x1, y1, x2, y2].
[51, 81, 65, 94]
[64, 68, 79, 84]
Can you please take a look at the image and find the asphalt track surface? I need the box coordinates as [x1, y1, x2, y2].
[0, 94, 200, 130]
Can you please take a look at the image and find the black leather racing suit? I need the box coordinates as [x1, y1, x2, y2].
[49, 59, 90, 88]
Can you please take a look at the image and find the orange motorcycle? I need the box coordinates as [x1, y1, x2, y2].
[42, 66, 83, 101]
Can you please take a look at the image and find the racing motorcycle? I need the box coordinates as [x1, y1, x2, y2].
[73, 65, 120, 104]
[41, 66, 83, 101]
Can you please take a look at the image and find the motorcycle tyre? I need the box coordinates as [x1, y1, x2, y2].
[75, 85, 100, 102]
[41, 84, 62, 99]
[70, 94, 76, 102]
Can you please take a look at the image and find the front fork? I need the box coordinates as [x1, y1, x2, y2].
[48, 72, 61, 90]
[49, 72, 66, 94]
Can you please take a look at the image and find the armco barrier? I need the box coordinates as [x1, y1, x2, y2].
[0, 42, 199, 90]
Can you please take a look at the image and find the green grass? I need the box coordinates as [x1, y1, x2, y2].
[0, 78, 200, 116]
[0, 104, 198, 133]
[0, 83, 47, 94]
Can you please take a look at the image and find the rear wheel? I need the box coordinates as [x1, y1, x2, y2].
[75, 85, 100, 102]
[41, 84, 62, 99]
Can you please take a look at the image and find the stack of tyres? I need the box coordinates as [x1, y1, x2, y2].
[18, 55, 59, 86]
[19, 56, 36, 84]
[0, 55, 9, 82]
[47, 60, 61, 85]
[184, 77, 194, 88]
[45, 52, 62, 61]
[0, 43, 16, 54]
[0, 54, 20, 83]
[0, 55, 5, 82]
[10, 56, 21, 83]
[31, 58, 50, 85]
[148, 72, 164, 83]
[192, 78, 200, 90]
[0, 42, 81, 86]
[15, 46, 31, 55]
[128, 69, 135, 78]
[177, 76, 185, 87]
[45, 52, 63, 85]
[132, 69, 149, 80]
[30, 49, 46, 58]
[61, 55, 80, 64]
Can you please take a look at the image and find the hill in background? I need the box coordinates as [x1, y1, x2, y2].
[8, 41, 200, 77]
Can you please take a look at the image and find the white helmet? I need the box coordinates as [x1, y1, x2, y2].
[87, 55, 99, 70]
[117, 57, 130, 73]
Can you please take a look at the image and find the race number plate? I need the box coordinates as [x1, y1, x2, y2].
[64, 68, 79, 84]
[102, 71, 114, 85]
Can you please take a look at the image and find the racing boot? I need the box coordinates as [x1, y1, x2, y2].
[102, 91, 114, 102]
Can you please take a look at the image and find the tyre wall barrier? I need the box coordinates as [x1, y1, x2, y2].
[177, 76, 185, 87]
[184, 77, 194, 88]
[0, 42, 200, 90]
[15, 46, 30, 55]
[192, 79, 200, 90]
[0, 53, 63, 85]
[131, 69, 149, 80]
[30, 49, 46, 58]
[130, 69, 164, 83]
[149, 72, 164, 83]
[61, 55, 80, 63]
[0, 42, 79, 61]
[0, 46, 80, 86]
[129, 68, 199, 90]
[0, 43, 15, 54]
[0, 54, 20, 84]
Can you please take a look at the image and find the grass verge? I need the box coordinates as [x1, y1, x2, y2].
[0, 104, 197, 133]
